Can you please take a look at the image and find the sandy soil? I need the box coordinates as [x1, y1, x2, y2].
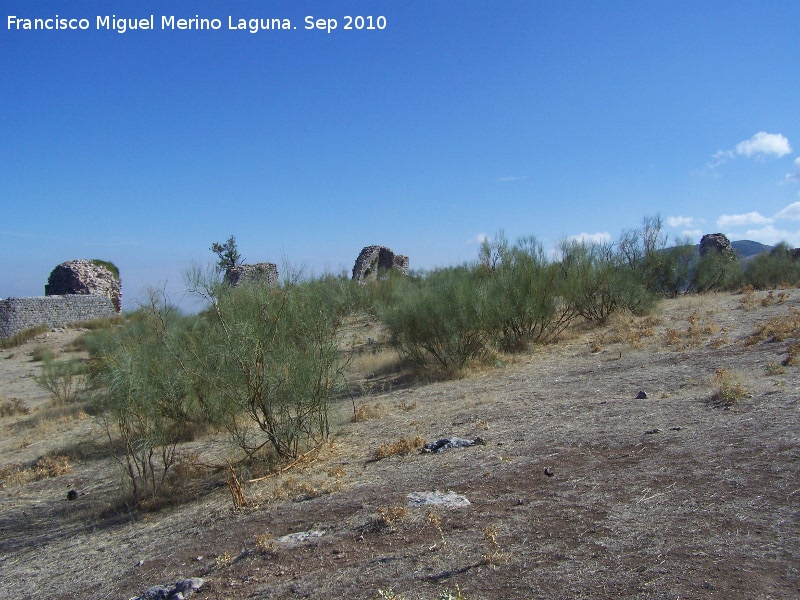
[1, 290, 798, 599]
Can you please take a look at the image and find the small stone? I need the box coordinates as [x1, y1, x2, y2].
[544, 467, 554, 477]
[407, 490, 470, 508]
[636, 390, 648, 399]
[66, 489, 78, 501]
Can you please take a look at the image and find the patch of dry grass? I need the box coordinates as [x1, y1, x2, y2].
[0, 398, 30, 418]
[375, 505, 409, 531]
[0, 454, 73, 487]
[30, 345, 58, 362]
[353, 402, 386, 422]
[746, 307, 800, 345]
[712, 368, 749, 407]
[374, 435, 425, 460]
[0, 325, 49, 349]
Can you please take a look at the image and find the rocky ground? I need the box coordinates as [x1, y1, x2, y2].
[1, 290, 798, 599]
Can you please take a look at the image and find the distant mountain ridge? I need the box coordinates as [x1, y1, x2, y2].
[730, 240, 773, 259]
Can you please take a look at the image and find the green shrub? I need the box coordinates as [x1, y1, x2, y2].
[382, 267, 491, 371]
[187, 277, 350, 459]
[744, 242, 800, 289]
[91, 259, 120, 281]
[481, 237, 575, 350]
[690, 250, 743, 292]
[643, 240, 696, 297]
[92, 305, 203, 501]
[36, 357, 86, 403]
[558, 240, 654, 325]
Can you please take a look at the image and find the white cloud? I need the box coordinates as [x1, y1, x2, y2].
[567, 231, 611, 245]
[774, 201, 800, 221]
[708, 150, 734, 169]
[681, 229, 703, 240]
[707, 131, 792, 168]
[785, 157, 800, 182]
[667, 216, 696, 228]
[741, 224, 800, 247]
[735, 131, 792, 159]
[468, 233, 489, 245]
[717, 212, 773, 228]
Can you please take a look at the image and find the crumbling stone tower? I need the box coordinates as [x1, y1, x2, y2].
[45, 259, 121, 312]
[352, 245, 409, 282]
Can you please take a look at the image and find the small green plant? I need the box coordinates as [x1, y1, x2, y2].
[30, 345, 58, 362]
[210, 234, 243, 272]
[36, 357, 86, 403]
[90, 259, 120, 281]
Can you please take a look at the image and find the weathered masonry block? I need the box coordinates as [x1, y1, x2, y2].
[352, 246, 409, 282]
[224, 263, 279, 287]
[0, 295, 116, 340]
[45, 259, 122, 312]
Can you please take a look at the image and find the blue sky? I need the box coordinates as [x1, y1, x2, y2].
[2, 1, 799, 309]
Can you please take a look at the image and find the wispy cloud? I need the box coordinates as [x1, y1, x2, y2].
[681, 229, 704, 240]
[567, 231, 611, 245]
[775, 201, 800, 221]
[742, 224, 800, 246]
[666, 216, 698, 228]
[785, 157, 800, 183]
[707, 131, 792, 169]
[498, 176, 528, 182]
[717, 212, 773, 228]
[468, 233, 489, 245]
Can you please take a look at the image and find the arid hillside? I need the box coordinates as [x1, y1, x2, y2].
[1, 290, 798, 599]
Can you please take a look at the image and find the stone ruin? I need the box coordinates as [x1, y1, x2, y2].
[45, 259, 121, 312]
[352, 245, 409, 282]
[699, 233, 736, 260]
[224, 262, 279, 287]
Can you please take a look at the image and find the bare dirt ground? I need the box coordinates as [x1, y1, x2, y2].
[1, 290, 798, 599]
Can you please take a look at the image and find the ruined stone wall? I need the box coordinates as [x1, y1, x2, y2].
[352, 246, 409, 282]
[224, 263, 279, 287]
[0, 295, 116, 339]
[45, 260, 122, 312]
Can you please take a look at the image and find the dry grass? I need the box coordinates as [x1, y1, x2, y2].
[30, 345, 58, 362]
[353, 402, 387, 422]
[593, 314, 661, 350]
[375, 505, 410, 531]
[0, 325, 49, 349]
[0, 454, 73, 486]
[374, 435, 425, 460]
[747, 306, 800, 345]
[2, 291, 800, 599]
[0, 397, 30, 418]
[784, 342, 800, 367]
[712, 368, 749, 407]
[255, 532, 275, 553]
